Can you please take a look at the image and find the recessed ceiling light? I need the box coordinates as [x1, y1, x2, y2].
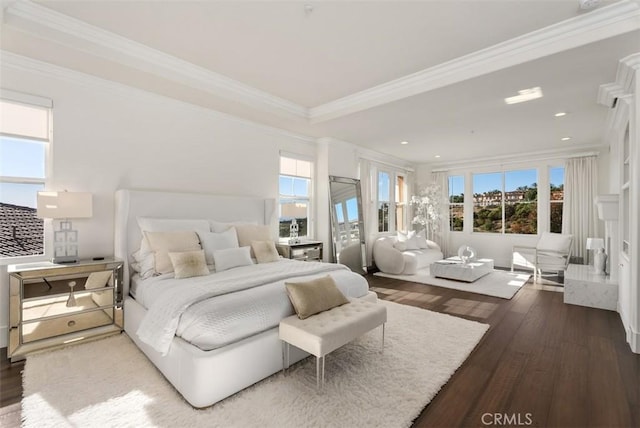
[554, 112, 567, 117]
[561, 137, 572, 141]
[435, 155, 441, 158]
[504, 87, 543, 105]
[400, 141, 409, 145]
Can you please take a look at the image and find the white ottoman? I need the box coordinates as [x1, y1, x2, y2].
[279, 298, 387, 388]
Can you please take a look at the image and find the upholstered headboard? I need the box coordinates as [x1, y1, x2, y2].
[114, 189, 275, 295]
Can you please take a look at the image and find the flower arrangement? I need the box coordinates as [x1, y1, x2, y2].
[410, 183, 442, 239]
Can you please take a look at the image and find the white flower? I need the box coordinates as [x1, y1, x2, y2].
[410, 184, 442, 232]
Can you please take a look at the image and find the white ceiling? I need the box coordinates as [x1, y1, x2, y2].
[1, 0, 639, 165]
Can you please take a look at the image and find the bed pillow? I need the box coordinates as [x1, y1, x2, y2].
[213, 246, 254, 272]
[210, 220, 258, 233]
[197, 228, 239, 265]
[134, 218, 209, 277]
[234, 224, 272, 256]
[169, 250, 210, 279]
[285, 275, 350, 320]
[251, 240, 280, 264]
[144, 230, 202, 275]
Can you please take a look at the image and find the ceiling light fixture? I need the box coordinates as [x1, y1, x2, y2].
[435, 155, 441, 158]
[554, 112, 567, 117]
[400, 141, 409, 145]
[561, 137, 572, 141]
[504, 87, 543, 105]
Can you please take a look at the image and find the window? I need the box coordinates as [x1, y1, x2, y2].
[549, 167, 564, 233]
[473, 169, 537, 234]
[448, 175, 464, 231]
[1, 93, 51, 258]
[375, 168, 407, 233]
[279, 155, 312, 239]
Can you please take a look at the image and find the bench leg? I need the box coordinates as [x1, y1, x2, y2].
[382, 323, 386, 352]
[281, 341, 290, 374]
[316, 355, 325, 389]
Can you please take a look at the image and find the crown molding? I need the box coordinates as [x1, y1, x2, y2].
[3, 0, 309, 121]
[598, 52, 640, 106]
[310, 0, 640, 123]
[3, 0, 638, 126]
[429, 145, 604, 171]
[0, 51, 317, 145]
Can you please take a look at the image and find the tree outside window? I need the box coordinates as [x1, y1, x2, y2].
[549, 167, 564, 233]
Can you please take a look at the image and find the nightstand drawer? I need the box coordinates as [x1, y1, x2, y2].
[23, 305, 114, 343]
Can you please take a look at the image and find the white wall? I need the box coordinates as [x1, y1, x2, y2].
[0, 60, 322, 347]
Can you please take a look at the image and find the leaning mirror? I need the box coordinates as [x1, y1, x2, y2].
[329, 176, 366, 274]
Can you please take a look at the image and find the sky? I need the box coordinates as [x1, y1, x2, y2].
[0, 137, 46, 208]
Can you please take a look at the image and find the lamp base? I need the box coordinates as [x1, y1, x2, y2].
[593, 249, 607, 275]
[53, 256, 78, 264]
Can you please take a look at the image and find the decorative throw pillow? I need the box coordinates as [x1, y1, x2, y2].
[251, 240, 280, 264]
[234, 224, 272, 257]
[168, 250, 210, 279]
[415, 230, 429, 249]
[144, 230, 202, 275]
[213, 246, 254, 272]
[397, 230, 419, 250]
[285, 275, 350, 320]
[197, 228, 239, 265]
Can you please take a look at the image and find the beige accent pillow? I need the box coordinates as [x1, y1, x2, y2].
[285, 275, 349, 320]
[168, 250, 210, 279]
[234, 224, 272, 257]
[251, 240, 280, 264]
[144, 230, 202, 274]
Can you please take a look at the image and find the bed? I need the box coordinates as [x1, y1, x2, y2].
[114, 189, 377, 408]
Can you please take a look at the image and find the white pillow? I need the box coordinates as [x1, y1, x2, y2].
[210, 220, 258, 233]
[144, 230, 202, 275]
[397, 230, 419, 250]
[415, 230, 429, 249]
[213, 246, 254, 272]
[169, 250, 210, 279]
[197, 228, 239, 265]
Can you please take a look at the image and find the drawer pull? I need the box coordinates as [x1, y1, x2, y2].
[67, 320, 76, 327]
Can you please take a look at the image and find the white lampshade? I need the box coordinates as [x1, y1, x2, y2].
[281, 203, 307, 219]
[586, 237, 605, 250]
[37, 191, 93, 219]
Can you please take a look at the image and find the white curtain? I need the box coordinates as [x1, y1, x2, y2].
[562, 156, 599, 264]
[431, 171, 450, 257]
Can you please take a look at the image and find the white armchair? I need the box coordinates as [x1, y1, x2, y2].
[511, 232, 573, 283]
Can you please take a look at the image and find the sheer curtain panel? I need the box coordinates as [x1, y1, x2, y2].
[562, 156, 599, 264]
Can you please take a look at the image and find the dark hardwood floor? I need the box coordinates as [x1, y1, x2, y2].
[1, 273, 638, 427]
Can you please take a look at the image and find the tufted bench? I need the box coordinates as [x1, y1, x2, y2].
[279, 298, 387, 388]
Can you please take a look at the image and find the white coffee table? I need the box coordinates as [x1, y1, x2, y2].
[430, 257, 494, 283]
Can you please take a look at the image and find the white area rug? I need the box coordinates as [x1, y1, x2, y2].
[374, 268, 531, 299]
[23, 301, 488, 428]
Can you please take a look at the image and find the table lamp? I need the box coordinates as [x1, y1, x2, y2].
[37, 191, 93, 264]
[282, 202, 306, 244]
[586, 237, 606, 275]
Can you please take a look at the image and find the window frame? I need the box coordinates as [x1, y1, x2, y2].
[278, 153, 314, 241]
[373, 165, 408, 233]
[0, 90, 52, 263]
[471, 168, 539, 235]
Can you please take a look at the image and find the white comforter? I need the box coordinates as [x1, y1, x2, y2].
[136, 260, 367, 355]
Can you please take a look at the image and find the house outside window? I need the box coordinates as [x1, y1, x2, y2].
[448, 175, 464, 231]
[0, 92, 51, 259]
[549, 167, 564, 233]
[279, 155, 312, 239]
[473, 169, 538, 234]
[376, 168, 407, 233]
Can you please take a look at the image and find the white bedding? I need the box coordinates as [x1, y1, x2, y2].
[135, 259, 368, 354]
